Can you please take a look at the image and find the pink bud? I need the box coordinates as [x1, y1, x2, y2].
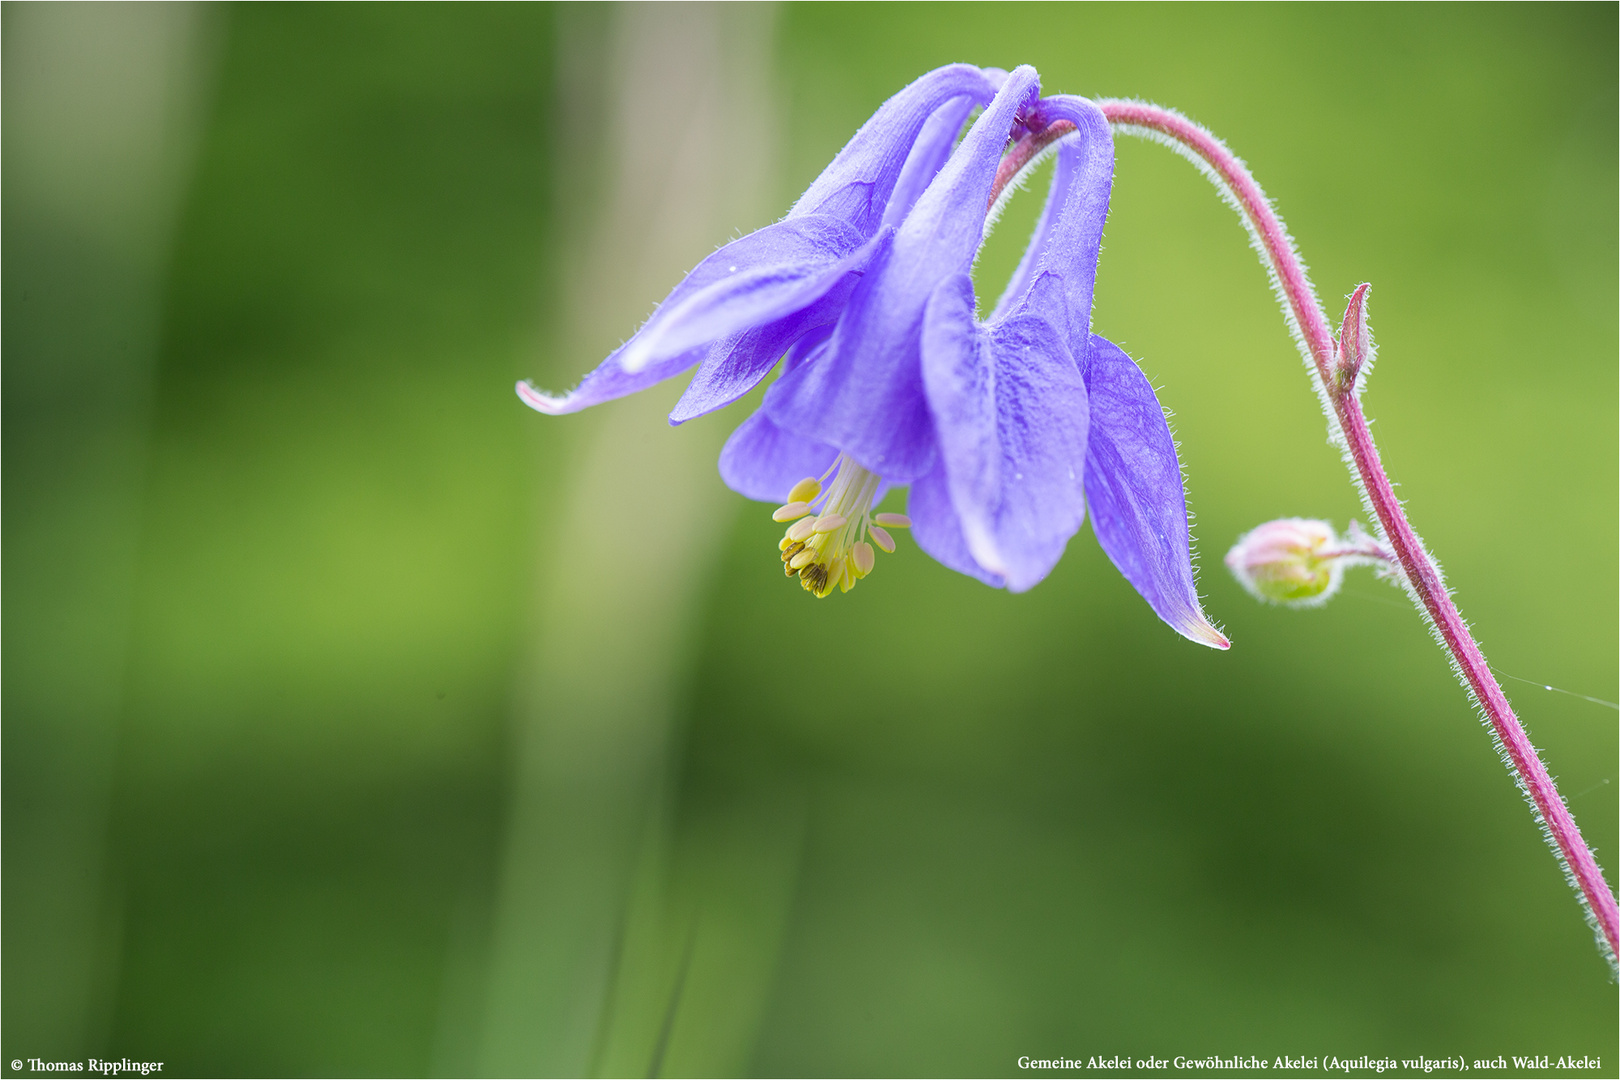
[1225, 518, 1345, 606]
[1333, 283, 1373, 396]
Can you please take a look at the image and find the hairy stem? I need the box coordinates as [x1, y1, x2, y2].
[998, 100, 1617, 969]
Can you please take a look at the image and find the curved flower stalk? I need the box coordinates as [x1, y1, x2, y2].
[1067, 100, 1618, 969]
[518, 66, 1225, 649]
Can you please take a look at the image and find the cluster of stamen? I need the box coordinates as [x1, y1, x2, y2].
[773, 454, 910, 598]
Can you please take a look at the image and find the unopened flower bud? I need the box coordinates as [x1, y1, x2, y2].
[1332, 283, 1373, 396]
[1225, 518, 1348, 606]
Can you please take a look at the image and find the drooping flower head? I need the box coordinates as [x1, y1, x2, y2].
[519, 64, 1227, 648]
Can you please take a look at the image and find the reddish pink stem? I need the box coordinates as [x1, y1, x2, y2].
[1051, 100, 1618, 967]
[989, 119, 1075, 211]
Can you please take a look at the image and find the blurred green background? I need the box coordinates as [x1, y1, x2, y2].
[4, 3, 1614, 1077]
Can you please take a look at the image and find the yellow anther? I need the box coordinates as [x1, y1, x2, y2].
[788, 477, 822, 504]
[852, 541, 875, 576]
[772, 501, 813, 523]
[874, 513, 911, 529]
[801, 562, 830, 596]
[765, 454, 896, 599]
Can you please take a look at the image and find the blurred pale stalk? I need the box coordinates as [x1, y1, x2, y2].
[1, 3, 213, 1056]
[476, 5, 787, 1075]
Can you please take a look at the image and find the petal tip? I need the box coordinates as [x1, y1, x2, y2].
[961, 522, 1010, 580]
[516, 380, 568, 415]
[1182, 615, 1231, 651]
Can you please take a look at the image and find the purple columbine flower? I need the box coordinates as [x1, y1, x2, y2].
[518, 64, 1226, 649]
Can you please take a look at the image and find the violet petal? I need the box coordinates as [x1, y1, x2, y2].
[516, 342, 702, 416]
[718, 411, 840, 504]
[668, 307, 840, 426]
[792, 64, 1000, 234]
[881, 94, 981, 231]
[990, 96, 1113, 353]
[908, 461, 1005, 588]
[1082, 335, 1227, 648]
[921, 273, 1089, 592]
[519, 64, 1001, 418]
[623, 217, 884, 373]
